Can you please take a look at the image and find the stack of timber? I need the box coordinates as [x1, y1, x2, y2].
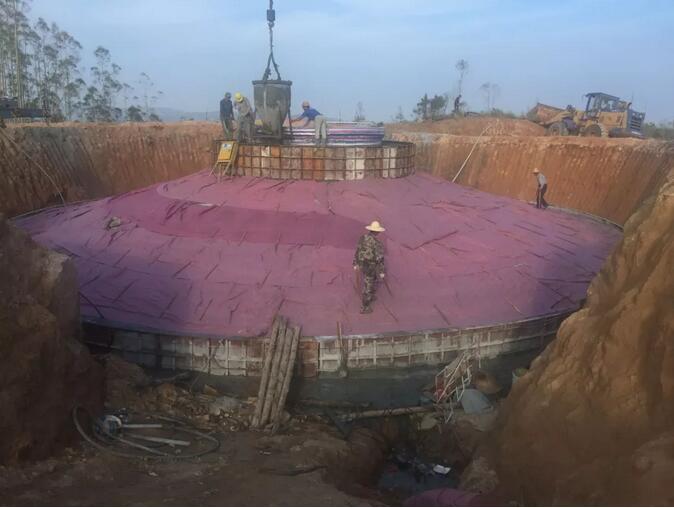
[251, 316, 301, 431]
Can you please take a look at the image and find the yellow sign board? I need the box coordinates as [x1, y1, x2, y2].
[217, 141, 236, 163]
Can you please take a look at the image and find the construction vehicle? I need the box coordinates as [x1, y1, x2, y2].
[0, 96, 49, 126]
[527, 92, 645, 138]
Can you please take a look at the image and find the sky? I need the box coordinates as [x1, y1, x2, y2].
[30, 0, 674, 123]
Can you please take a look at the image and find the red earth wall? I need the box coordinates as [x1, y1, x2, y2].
[0, 122, 219, 217]
[0, 215, 104, 464]
[386, 117, 546, 137]
[490, 170, 674, 505]
[392, 131, 674, 224]
[2, 122, 673, 226]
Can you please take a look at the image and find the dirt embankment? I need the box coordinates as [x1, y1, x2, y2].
[386, 117, 546, 137]
[3, 121, 672, 226]
[0, 122, 220, 217]
[489, 170, 674, 505]
[393, 131, 674, 224]
[0, 216, 103, 464]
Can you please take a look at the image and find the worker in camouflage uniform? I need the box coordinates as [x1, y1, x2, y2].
[353, 221, 386, 314]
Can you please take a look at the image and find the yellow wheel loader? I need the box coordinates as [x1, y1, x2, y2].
[527, 92, 645, 138]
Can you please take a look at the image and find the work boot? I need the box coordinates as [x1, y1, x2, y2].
[360, 305, 373, 314]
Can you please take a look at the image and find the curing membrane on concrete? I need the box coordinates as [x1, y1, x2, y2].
[15, 169, 622, 339]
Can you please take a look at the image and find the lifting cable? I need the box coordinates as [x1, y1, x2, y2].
[262, 0, 282, 81]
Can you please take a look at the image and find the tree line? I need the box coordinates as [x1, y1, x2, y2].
[0, 0, 161, 122]
[397, 59, 511, 122]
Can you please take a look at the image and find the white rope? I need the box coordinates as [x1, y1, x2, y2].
[451, 119, 502, 183]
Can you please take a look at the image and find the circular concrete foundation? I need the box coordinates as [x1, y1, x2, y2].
[15, 154, 622, 376]
[223, 140, 415, 180]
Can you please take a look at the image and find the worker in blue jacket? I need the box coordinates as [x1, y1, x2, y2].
[292, 100, 327, 145]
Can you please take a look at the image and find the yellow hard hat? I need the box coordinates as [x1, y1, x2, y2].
[365, 220, 385, 232]
[234, 92, 243, 103]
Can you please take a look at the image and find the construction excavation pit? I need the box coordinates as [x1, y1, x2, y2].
[14, 133, 622, 379]
[4, 113, 673, 506]
[4, 0, 674, 504]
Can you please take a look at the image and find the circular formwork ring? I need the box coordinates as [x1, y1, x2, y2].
[82, 309, 571, 377]
[212, 140, 416, 181]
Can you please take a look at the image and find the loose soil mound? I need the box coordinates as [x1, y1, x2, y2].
[387, 117, 545, 137]
[491, 170, 674, 505]
[0, 216, 103, 464]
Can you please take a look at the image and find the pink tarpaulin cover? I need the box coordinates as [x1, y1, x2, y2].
[15, 170, 621, 338]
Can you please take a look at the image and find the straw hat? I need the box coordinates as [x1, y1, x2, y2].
[532, 168, 540, 174]
[365, 220, 385, 232]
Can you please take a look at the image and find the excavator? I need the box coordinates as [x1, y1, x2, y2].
[527, 92, 645, 138]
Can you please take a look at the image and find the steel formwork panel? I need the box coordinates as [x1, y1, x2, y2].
[84, 310, 566, 377]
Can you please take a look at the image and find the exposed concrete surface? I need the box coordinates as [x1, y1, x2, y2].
[392, 131, 674, 224]
[0, 215, 103, 464]
[489, 169, 674, 505]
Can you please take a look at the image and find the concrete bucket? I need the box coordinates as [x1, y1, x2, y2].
[252, 79, 292, 139]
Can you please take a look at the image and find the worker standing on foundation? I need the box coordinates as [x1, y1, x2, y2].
[353, 221, 386, 314]
[533, 168, 549, 209]
[219, 92, 234, 139]
[234, 92, 254, 142]
[291, 101, 327, 145]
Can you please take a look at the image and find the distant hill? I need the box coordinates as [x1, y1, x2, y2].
[154, 107, 219, 122]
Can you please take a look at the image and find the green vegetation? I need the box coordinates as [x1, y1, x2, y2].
[410, 58, 523, 121]
[0, 0, 161, 122]
[414, 93, 448, 121]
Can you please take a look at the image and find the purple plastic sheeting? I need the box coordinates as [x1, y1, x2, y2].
[15, 170, 622, 339]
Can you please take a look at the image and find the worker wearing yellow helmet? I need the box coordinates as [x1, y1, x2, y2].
[233, 92, 255, 142]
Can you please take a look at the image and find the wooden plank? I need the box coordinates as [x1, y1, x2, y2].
[259, 318, 289, 427]
[251, 316, 283, 428]
[271, 325, 301, 433]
